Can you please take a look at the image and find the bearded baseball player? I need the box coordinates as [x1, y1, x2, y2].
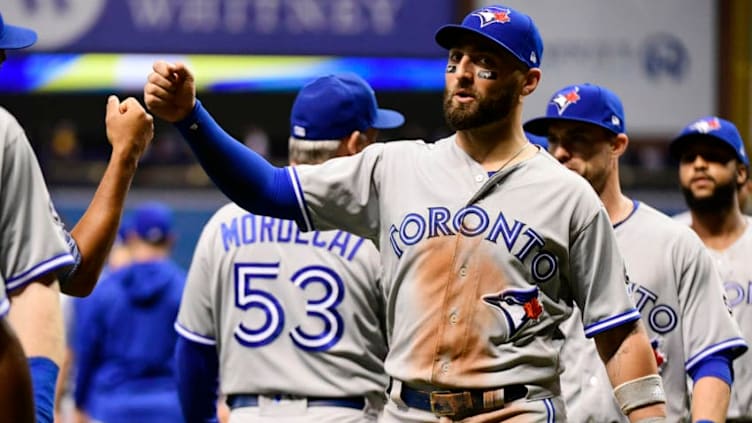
[146, 5, 669, 422]
[669, 116, 752, 422]
[525, 84, 748, 422]
[173, 74, 402, 423]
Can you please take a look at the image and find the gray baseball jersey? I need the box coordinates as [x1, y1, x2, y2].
[290, 135, 639, 400]
[560, 202, 747, 422]
[703, 216, 752, 419]
[175, 203, 388, 399]
[0, 107, 75, 315]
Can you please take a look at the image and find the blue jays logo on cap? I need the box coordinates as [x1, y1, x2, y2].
[552, 87, 581, 116]
[474, 8, 512, 27]
[688, 117, 722, 134]
[524, 83, 626, 136]
[669, 116, 749, 166]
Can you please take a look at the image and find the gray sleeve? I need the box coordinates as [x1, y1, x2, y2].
[0, 110, 74, 292]
[175, 214, 218, 345]
[676, 233, 748, 369]
[569, 208, 640, 338]
[290, 143, 384, 240]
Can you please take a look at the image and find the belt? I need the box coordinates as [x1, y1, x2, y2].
[226, 394, 365, 410]
[399, 383, 528, 419]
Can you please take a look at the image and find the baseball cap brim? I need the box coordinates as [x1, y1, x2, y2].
[372, 108, 405, 130]
[435, 25, 531, 68]
[0, 24, 38, 50]
[524, 116, 620, 136]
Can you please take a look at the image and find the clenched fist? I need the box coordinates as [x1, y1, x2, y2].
[144, 61, 197, 123]
[105, 95, 154, 163]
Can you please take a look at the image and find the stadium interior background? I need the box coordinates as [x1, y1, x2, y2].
[0, 0, 749, 269]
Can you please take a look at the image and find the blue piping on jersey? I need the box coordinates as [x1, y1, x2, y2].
[175, 321, 216, 346]
[288, 167, 314, 232]
[6, 252, 76, 291]
[0, 298, 9, 317]
[543, 398, 555, 423]
[685, 337, 748, 371]
[612, 199, 640, 229]
[583, 309, 641, 338]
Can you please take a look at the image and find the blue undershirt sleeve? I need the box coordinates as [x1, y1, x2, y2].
[175, 101, 303, 226]
[175, 336, 220, 423]
[688, 351, 734, 386]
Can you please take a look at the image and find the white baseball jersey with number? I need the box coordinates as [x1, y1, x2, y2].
[560, 202, 747, 422]
[705, 216, 752, 419]
[0, 107, 75, 316]
[175, 203, 388, 400]
[290, 136, 640, 401]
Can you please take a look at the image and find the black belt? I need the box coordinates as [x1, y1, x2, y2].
[399, 383, 527, 419]
[226, 394, 365, 410]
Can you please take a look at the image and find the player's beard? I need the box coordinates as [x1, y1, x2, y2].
[443, 79, 519, 131]
[681, 177, 737, 213]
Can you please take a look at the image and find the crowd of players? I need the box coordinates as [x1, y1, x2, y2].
[2, 4, 751, 423]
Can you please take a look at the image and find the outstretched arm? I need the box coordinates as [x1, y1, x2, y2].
[594, 320, 666, 422]
[61, 96, 154, 297]
[144, 61, 301, 222]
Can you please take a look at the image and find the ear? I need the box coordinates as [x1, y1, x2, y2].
[341, 131, 362, 155]
[521, 68, 542, 97]
[736, 163, 748, 185]
[612, 133, 629, 157]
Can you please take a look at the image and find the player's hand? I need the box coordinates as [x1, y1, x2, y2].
[144, 60, 197, 123]
[105, 95, 154, 163]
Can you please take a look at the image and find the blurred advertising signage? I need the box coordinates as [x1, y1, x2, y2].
[476, 0, 717, 135]
[3, 0, 451, 56]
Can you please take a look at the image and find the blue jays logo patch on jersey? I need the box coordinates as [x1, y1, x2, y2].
[473, 7, 512, 28]
[688, 117, 721, 134]
[482, 287, 543, 337]
[552, 87, 581, 116]
[650, 337, 667, 372]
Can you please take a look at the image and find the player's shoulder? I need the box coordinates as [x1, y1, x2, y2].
[527, 152, 604, 208]
[0, 106, 25, 143]
[631, 201, 706, 249]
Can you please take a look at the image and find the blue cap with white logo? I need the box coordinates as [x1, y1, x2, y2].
[669, 116, 749, 166]
[0, 12, 37, 49]
[435, 5, 543, 69]
[524, 83, 626, 136]
[290, 73, 404, 141]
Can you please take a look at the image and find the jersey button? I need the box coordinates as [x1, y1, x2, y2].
[441, 362, 450, 374]
[459, 266, 468, 277]
[449, 312, 458, 325]
[475, 174, 485, 183]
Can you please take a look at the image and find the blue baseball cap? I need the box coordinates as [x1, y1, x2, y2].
[435, 5, 543, 69]
[131, 202, 174, 244]
[524, 83, 626, 136]
[0, 12, 37, 49]
[526, 132, 548, 150]
[290, 73, 404, 140]
[669, 116, 749, 166]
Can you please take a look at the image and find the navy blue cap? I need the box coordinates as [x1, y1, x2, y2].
[669, 116, 749, 166]
[131, 202, 174, 244]
[290, 73, 404, 140]
[526, 132, 548, 150]
[435, 5, 543, 69]
[524, 83, 626, 136]
[0, 12, 37, 49]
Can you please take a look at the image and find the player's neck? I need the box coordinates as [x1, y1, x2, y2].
[456, 121, 533, 172]
[690, 206, 747, 250]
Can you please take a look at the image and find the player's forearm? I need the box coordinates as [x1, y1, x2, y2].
[64, 150, 138, 297]
[175, 101, 301, 222]
[595, 321, 666, 421]
[691, 376, 730, 422]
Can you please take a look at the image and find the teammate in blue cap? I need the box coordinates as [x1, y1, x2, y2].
[174, 73, 401, 423]
[146, 5, 667, 421]
[526, 83, 747, 422]
[669, 116, 752, 422]
[73, 201, 186, 423]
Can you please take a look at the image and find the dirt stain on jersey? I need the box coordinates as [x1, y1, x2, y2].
[411, 233, 511, 387]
